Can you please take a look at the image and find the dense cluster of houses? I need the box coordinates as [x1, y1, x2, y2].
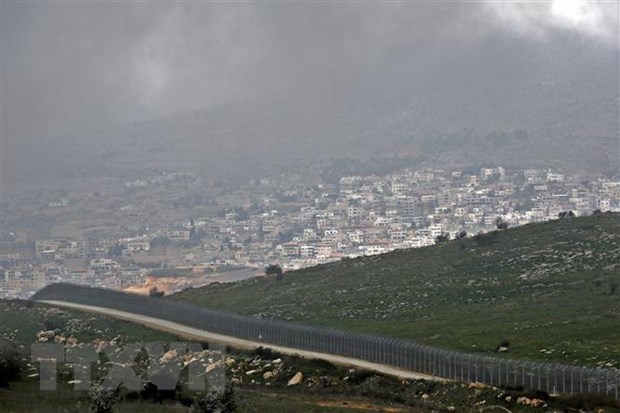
[2, 166, 618, 298]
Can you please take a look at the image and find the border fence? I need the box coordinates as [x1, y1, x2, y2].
[31, 283, 619, 398]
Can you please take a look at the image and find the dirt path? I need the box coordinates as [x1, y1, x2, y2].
[38, 300, 441, 381]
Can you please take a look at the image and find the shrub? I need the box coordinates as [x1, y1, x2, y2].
[194, 384, 236, 413]
[88, 385, 119, 413]
[495, 217, 509, 230]
[149, 287, 165, 297]
[0, 341, 23, 388]
[435, 233, 450, 244]
[265, 264, 283, 277]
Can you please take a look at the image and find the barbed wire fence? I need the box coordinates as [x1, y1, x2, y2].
[31, 283, 619, 398]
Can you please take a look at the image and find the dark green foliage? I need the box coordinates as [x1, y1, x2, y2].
[0, 340, 23, 388]
[265, 264, 283, 277]
[88, 385, 119, 413]
[494, 217, 509, 230]
[193, 384, 236, 413]
[435, 233, 450, 244]
[149, 287, 165, 297]
[173, 214, 620, 366]
[558, 210, 576, 219]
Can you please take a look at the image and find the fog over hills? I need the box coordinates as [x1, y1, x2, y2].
[2, 2, 618, 190]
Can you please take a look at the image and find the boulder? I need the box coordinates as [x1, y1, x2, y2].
[37, 330, 55, 339]
[517, 396, 531, 405]
[469, 381, 486, 390]
[206, 362, 222, 374]
[159, 349, 177, 364]
[287, 372, 303, 386]
[263, 371, 274, 380]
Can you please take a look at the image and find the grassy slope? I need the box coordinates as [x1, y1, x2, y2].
[172, 214, 620, 367]
[2, 298, 619, 412]
[0, 301, 423, 413]
[0, 301, 181, 349]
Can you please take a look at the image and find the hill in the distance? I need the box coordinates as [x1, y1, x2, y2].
[173, 213, 620, 367]
[5, 33, 619, 191]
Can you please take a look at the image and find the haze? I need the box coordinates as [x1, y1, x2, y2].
[1, 1, 619, 189]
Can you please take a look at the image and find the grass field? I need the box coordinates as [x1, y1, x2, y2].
[172, 213, 620, 367]
[2, 296, 619, 412]
[0, 379, 424, 413]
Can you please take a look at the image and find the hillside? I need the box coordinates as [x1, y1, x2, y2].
[6, 33, 620, 192]
[173, 213, 620, 367]
[5, 299, 554, 413]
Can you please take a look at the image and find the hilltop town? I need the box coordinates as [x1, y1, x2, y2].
[2, 165, 619, 299]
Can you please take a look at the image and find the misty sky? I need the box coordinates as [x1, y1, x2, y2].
[1, 1, 619, 169]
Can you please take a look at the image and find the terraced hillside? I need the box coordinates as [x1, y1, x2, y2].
[173, 213, 620, 367]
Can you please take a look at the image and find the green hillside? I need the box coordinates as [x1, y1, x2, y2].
[173, 213, 620, 367]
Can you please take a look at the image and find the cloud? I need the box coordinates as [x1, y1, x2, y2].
[484, 0, 619, 45]
[1, 1, 617, 153]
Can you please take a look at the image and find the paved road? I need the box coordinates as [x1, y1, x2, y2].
[39, 300, 441, 381]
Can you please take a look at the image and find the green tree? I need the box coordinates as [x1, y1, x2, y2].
[435, 233, 450, 244]
[265, 264, 284, 280]
[495, 217, 509, 230]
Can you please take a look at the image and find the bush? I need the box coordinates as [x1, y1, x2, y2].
[194, 383, 236, 413]
[455, 230, 467, 240]
[88, 385, 119, 413]
[0, 341, 23, 388]
[149, 287, 165, 297]
[495, 217, 509, 230]
[435, 233, 450, 244]
[265, 264, 283, 277]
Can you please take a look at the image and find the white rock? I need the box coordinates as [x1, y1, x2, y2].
[206, 362, 222, 374]
[287, 372, 303, 386]
[159, 349, 177, 364]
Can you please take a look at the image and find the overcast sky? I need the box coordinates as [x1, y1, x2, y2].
[1, 1, 618, 160]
